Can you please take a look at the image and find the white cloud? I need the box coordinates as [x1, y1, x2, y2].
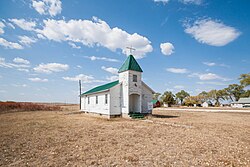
[203, 61, 230, 68]
[0, 21, 5, 34]
[0, 57, 30, 69]
[29, 77, 48, 82]
[62, 74, 104, 83]
[184, 19, 241, 46]
[0, 38, 23, 49]
[197, 81, 228, 86]
[160, 42, 174, 56]
[101, 66, 118, 75]
[106, 75, 119, 81]
[36, 17, 153, 58]
[188, 72, 230, 81]
[18, 36, 37, 46]
[153, 0, 170, 4]
[17, 68, 29, 72]
[12, 84, 28, 87]
[180, 0, 202, 5]
[174, 85, 184, 89]
[203, 62, 216, 66]
[13, 57, 30, 64]
[68, 42, 81, 49]
[9, 19, 36, 31]
[32, 0, 62, 16]
[34, 63, 69, 74]
[84, 56, 119, 62]
[166, 68, 188, 74]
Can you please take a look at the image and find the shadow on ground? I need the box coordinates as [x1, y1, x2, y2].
[151, 114, 179, 118]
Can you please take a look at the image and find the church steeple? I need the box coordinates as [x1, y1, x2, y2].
[118, 55, 143, 73]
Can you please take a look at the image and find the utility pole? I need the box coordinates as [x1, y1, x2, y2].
[79, 80, 82, 110]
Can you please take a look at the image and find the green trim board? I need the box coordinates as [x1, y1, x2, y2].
[118, 55, 143, 73]
[81, 80, 119, 96]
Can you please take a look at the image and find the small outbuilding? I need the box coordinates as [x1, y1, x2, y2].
[231, 97, 250, 108]
[152, 100, 161, 108]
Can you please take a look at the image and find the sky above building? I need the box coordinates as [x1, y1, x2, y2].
[0, 0, 249, 103]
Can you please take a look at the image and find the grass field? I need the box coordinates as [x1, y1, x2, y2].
[0, 105, 249, 166]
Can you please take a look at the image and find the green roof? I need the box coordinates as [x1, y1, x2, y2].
[81, 80, 119, 96]
[151, 99, 159, 104]
[118, 55, 143, 73]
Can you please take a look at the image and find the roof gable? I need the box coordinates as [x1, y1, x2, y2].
[237, 97, 250, 103]
[81, 80, 119, 95]
[118, 55, 143, 73]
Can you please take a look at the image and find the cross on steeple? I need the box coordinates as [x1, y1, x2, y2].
[126, 46, 136, 55]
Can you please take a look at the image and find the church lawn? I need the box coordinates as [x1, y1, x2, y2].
[0, 106, 249, 166]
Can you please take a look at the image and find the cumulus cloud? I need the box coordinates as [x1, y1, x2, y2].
[106, 75, 119, 81]
[32, 0, 62, 16]
[160, 42, 174, 56]
[29, 77, 48, 82]
[13, 57, 30, 64]
[9, 19, 36, 31]
[184, 19, 241, 46]
[18, 36, 37, 46]
[36, 17, 153, 58]
[0, 21, 5, 34]
[84, 56, 119, 62]
[188, 72, 230, 81]
[0, 38, 23, 49]
[101, 66, 119, 75]
[166, 68, 188, 74]
[197, 81, 228, 86]
[0, 57, 30, 69]
[63, 74, 105, 83]
[68, 42, 81, 49]
[34, 63, 69, 74]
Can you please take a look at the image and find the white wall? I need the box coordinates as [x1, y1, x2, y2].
[110, 84, 121, 115]
[81, 91, 110, 115]
[119, 71, 129, 114]
[141, 84, 153, 113]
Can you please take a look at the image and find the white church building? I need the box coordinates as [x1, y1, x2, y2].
[80, 55, 155, 118]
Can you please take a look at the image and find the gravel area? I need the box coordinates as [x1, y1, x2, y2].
[0, 106, 249, 166]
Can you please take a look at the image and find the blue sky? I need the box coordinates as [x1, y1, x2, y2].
[0, 0, 249, 103]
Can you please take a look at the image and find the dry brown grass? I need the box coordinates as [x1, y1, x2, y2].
[0, 102, 61, 113]
[0, 106, 249, 166]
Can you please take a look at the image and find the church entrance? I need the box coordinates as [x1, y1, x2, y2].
[129, 94, 140, 113]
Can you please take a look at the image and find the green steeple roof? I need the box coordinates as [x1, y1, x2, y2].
[118, 55, 143, 73]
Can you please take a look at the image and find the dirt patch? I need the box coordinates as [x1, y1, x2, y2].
[0, 106, 249, 166]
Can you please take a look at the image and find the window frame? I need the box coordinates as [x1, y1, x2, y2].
[88, 97, 90, 104]
[105, 94, 108, 104]
[96, 96, 98, 104]
[133, 74, 137, 82]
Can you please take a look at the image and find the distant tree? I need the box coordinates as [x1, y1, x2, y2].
[240, 90, 250, 98]
[198, 91, 209, 103]
[160, 91, 176, 106]
[175, 90, 190, 105]
[224, 84, 245, 101]
[208, 89, 228, 106]
[239, 73, 250, 87]
[153, 92, 161, 100]
[184, 96, 201, 106]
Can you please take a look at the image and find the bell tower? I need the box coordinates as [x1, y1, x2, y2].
[118, 55, 143, 115]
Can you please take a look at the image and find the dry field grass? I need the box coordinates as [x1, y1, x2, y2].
[0, 105, 250, 166]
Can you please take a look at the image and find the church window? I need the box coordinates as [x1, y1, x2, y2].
[133, 75, 137, 82]
[88, 97, 90, 104]
[105, 94, 108, 104]
[96, 96, 98, 104]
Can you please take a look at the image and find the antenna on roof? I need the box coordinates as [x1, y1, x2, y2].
[126, 46, 136, 55]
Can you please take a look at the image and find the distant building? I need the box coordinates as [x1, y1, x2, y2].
[231, 98, 250, 108]
[80, 55, 155, 118]
[202, 102, 208, 108]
